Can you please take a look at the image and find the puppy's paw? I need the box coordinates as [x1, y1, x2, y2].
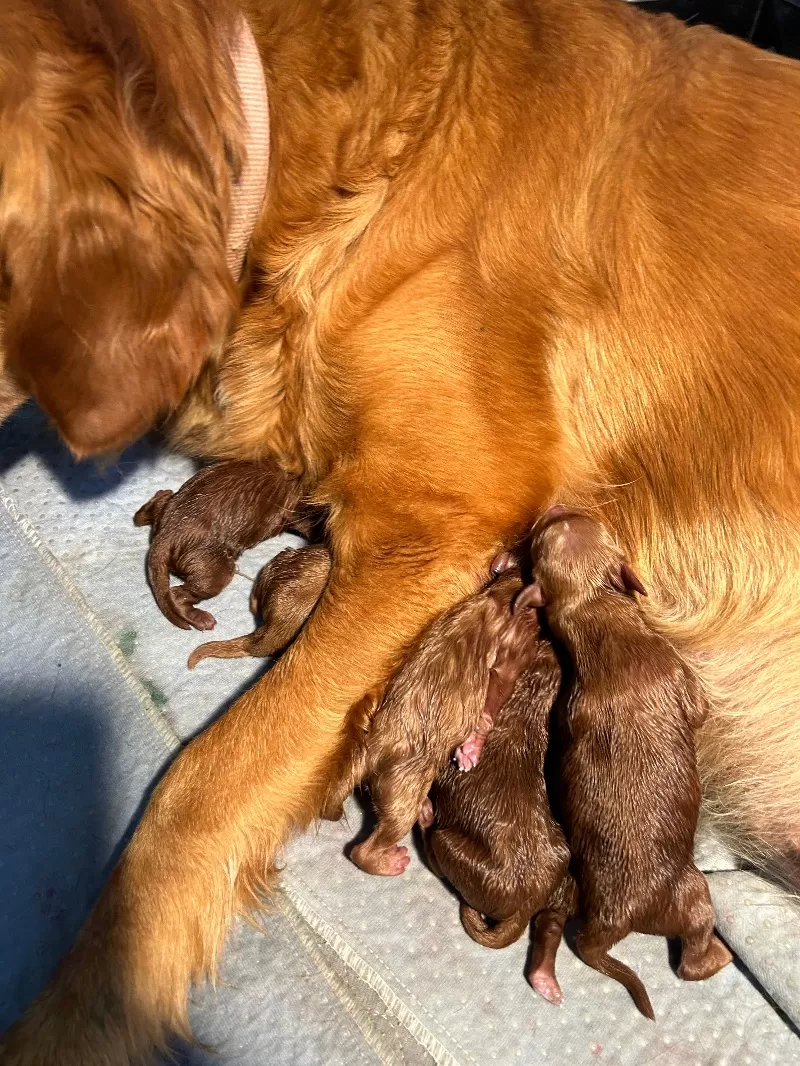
[454, 730, 486, 771]
[490, 550, 517, 576]
[678, 934, 733, 981]
[351, 842, 410, 876]
[418, 797, 435, 829]
[527, 967, 563, 1006]
[169, 588, 217, 631]
[185, 608, 217, 632]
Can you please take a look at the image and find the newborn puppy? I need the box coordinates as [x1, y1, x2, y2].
[426, 639, 578, 1005]
[134, 459, 316, 631]
[326, 569, 542, 876]
[520, 507, 732, 1019]
[187, 545, 331, 668]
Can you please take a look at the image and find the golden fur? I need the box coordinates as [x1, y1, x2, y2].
[0, 0, 243, 455]
[1, 0, 800, 1060]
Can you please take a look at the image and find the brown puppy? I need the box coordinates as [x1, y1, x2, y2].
[134, 459, 315, 631]
[520, 507, 733, 1019]
[325, 571, 538, 876]
[426, 639, 578, 1006]
[187, 544, 331, 668]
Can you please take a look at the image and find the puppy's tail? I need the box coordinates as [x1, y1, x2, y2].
[579, 943, 655, 1020]
[187, 636, 254, 670]
[460, 903, 529, 948]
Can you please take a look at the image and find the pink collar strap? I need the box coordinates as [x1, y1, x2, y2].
[227, 17, 270, 279]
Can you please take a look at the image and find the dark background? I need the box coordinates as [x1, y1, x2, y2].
[634, 0, 800, 57]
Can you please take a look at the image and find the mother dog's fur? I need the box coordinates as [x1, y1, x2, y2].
[1, 0, 799, 1061]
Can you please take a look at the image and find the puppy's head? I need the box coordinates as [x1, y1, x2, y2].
[251, 544, 333, 620]
[0, 1, 244, 457]
[522, 506, 647, 610]
[250, 551, 300, 619]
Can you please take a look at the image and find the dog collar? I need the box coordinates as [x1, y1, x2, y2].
[227, 17, 270, 280]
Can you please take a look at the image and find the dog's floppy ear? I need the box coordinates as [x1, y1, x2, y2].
[613, 561, 648, 597]
[4, 210, 235, 458]
[0, 3, 241, 457]
[514, 582, 545, 612]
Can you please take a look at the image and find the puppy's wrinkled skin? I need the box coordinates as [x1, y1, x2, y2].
[427, 645, 578, 1006]
[528, 509, 733, 1020]
[134, 459, 315, 630]
[188, 544, 331, 667]
[3, 0, 800, 1059]
[325, 573, 531, 876]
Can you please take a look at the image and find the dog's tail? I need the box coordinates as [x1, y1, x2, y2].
[579, 945, 655, 1020]
[460, 903, 529, 948]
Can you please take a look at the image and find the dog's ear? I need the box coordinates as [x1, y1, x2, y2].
[0, 5, 241, 457]
[4, 212, 235, 457]
[514, 582, 545, 612]
[614, 561, 648, 597]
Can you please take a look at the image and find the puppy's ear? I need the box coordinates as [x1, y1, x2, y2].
[615, 562, 648, 597]
[514, 582, 545, 612]
[133, 490, 174, 529]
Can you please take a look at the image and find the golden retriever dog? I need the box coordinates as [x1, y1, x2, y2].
[1, 0, 799, 1061]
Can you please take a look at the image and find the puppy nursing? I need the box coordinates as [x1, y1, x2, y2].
[355, 507, 729, 1014]
[138, 477, 732, 1017]
[523, 508, 732, 1016]
[427, 643, 577, 1005]
[332, 571, 542, 876]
